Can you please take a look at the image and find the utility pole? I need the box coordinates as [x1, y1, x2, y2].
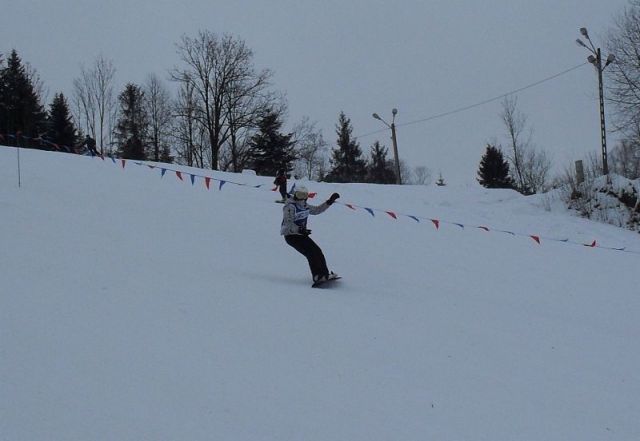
[577, 27, 616, 175]
[373, 108, 402, 184]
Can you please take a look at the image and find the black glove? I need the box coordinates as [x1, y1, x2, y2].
[326, 192, 340, 205]
[299, 227, 312, 236]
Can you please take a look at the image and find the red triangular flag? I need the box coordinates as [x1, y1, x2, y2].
[530, 235, 541, 244]
[346, 204, 356, 210]
[431, 219, 440, 229]
[584, 240, 597, 247]
[386, 211, 397, 219]
[176, 171, 183, 181]
[205, 177, 211, 189]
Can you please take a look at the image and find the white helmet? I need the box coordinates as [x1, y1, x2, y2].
[293, 186, 309, 200]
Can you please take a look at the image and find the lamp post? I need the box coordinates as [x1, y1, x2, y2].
[576, 27, 616, 175]
[372, 108, 402, 184]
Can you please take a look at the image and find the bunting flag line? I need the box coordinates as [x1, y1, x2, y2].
[82, 153, 640, 256]
[330, 200, 639, 256]
[7, 140, 634, 257]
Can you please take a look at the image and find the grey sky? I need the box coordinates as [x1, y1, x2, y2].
[1, 0, 629, 183]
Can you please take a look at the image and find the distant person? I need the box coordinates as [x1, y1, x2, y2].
[274, 169, 288, 203]
[280, 185, 340, 285]
[82, 134, 99, 156]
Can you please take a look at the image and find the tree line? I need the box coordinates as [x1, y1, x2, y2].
[0, 31, 427, 185]
[5, 1, 640, 191]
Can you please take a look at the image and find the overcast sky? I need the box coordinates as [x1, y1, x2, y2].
[1, 0, 630, 183]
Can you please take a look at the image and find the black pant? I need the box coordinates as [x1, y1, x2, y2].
[285, 234, 329, 278]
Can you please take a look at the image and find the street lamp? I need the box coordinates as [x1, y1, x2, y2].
[576, 27, 616, 175]
[372, 108, 402, 184]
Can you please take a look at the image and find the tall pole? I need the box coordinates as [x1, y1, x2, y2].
[373, 109, 402, 185]
[577, 28, 614, 177]
[17, 136, 22, 188]
[390, 122, 402, 185]
[595, 48, 609, 175]
[17, 147, 21, 187]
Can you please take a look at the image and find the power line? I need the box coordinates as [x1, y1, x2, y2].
[358, 61, 589, 139]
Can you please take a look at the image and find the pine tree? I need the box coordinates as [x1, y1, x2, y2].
[114, 83, 149, 160]
[47, 93, 77, 151]
[246, 108, 296, 176]
[325, 112, 367, 183]
[477, 144, 514, 189]
[366, 141, 396, 184]
[0, 50, 47, 141]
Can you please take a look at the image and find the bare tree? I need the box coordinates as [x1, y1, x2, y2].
[24, 62, 48, 109]
[607, 1, 640, 136]
[72, 55, 116, 154]
[222, 62, 279, 172]
[500, 96, 551, 193]
[611, 137, 640, 179]
[412, 166, 432, 185]
[292, 116, 328, 180]
[144, 74, 173, 162]
[521, 147, 552, 193]
[72, 69, 96, 139]
[173, 80, 200, 166]
[501, 96, 530, 191]
[171, 31, 275, 170]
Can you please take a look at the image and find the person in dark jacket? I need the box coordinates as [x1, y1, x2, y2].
[274, 169, 288, 202]
[281, 186, 340, 283]
[82, 134, 99, 156]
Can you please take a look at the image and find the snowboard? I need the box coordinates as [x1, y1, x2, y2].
[311, 275, 342, 288]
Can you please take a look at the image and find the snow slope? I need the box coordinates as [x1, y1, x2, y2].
[1, 147, 639, 441]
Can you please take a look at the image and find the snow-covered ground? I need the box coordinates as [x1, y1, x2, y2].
[2, 147, 639, 441]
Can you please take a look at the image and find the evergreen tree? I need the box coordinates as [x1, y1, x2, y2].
[114, 83, 149, 160]
[47, 93, 77, 151]
[325, 112, 367, 183]
[477, 144, 514, 189]
[366, 141, 396, 184]
[0, 50, 47, 141]
[246, 108, 296, 176]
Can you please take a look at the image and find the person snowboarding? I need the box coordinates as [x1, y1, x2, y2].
[273, 169, 288, 203]
[82, 134, 100, 157]
[280, 186, 340, 285]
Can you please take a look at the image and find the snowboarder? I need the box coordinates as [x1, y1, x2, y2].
[82, 134, 99, 157]
[274, 169, 288, 202]
[281, 186, 340, 284]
